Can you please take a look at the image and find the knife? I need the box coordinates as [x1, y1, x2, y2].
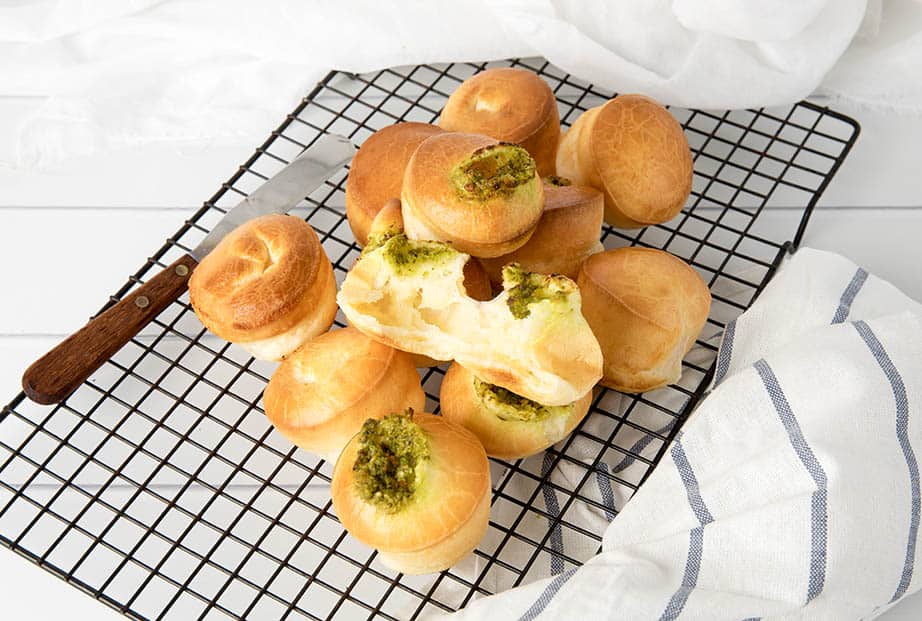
[21, 134, 356, 405]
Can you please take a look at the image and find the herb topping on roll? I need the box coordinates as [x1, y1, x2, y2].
[473, 378, 573, 423]
[450, 143, 537, 202]
[353, 410, 431, 514]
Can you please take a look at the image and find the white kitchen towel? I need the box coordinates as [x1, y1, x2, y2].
[443, 247, 922, 620]
[4, 0, 922, 168]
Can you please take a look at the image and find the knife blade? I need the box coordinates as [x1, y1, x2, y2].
[192, 134, 354, 260]
[21, 134, 356, 405]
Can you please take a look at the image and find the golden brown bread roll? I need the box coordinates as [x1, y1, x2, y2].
[479, 178, 604, 285]
[367, 198, 493, 302]
[363, 198, 493, 368]
[440, 362, 593, 460]
[188, 214, 337, 361]
[577, 247, 711, 393]
[439, 67, 560, 176]
[401, 133, 544, 258]
[338, 219, 604, 405]
[345, 122, 443, 246]
[263, 328, 425, 461]
[331, 410, 490, 574]
[556, 95, 693, 229]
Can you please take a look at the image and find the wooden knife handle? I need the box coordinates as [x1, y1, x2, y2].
[22, 254, 199, 405]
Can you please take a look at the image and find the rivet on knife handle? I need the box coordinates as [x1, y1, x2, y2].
[21, 254, 199, 405]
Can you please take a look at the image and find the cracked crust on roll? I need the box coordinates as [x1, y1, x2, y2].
[401, 133, 544, 258]
[263, 327, 425, 461]
[331, 413, 490, 574]
[188, 214, 337, 358]
[345, 122, 443, 246]
[439, 67, 560, 176]
[577, 247, 711, 393]
[557, 95, 693, 229]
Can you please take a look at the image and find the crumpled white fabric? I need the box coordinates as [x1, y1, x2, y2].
[491, 0, 865, 109]
[818, 0, 922, 113]
[2, 0, 922, 168]
[445, 247, 922, 620]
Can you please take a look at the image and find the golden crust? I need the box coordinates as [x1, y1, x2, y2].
[263, 328, 425, 460]
[189, 214, 336, 345]
[440, 362, 593, 459]
[366, 197, 404, 240]
[236, 263, 339, 361]
[377, 484, 490, 574]
[557, 95, 693, 229]
[401, 132, 544, 258]
[577, 248, 711, 393]
[345, 123, 443, 246]
[555, 107, 600, 189]
[331, 413, 490, 572]
[439, 67, 560, 176]
[479, 181, 604, 285]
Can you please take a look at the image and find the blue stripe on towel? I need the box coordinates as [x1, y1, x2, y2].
[714, 319, 737, 386]
[595, 462, 616, 522]
[611, 420, 678, 475]
[517, 568, 578, 621]
[659, 439, 714, 621]
[541, 452, 565, 575]
[596, 420, 678, 522]
[831, 267, 868, 324]
[854, 320, 919, 602]
[672, 439, 715, 526]
[755, 359, 828, 602]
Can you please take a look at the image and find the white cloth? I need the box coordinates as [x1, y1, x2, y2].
[3, 0, 922, 168]
[444, 247, 922, 620]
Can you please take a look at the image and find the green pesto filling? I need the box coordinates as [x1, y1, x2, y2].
[352, 409, 431, 514]
[363, 225, 401, 252]
[545, 175, 572, 187]
[503, 263, 575, 320]
[377, 233, 455, 276]
[473, 377, 573, 422]
[450, 143, 536, 202]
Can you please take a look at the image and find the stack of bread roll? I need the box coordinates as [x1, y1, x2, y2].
[186, 66, 711, 575]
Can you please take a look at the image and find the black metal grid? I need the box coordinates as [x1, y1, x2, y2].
[0, 58, 859, 620]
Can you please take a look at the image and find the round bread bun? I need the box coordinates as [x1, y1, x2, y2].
[577, 247, 711, 393]
[439, 67, 560, 177]
[440, 362, 593, 460]
[263, 327, 425, 461]
[331, 411, 490, 574]
[556, 95, 693, 229]
[345, 122, 444, 246]
[401, 132, 544, 258]
[189, 214, 338, 361]
[479, 178, 604, 285]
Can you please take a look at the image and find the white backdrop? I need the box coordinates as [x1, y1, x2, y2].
[2, 1, 922, 619]
[2, 0, 921, 170]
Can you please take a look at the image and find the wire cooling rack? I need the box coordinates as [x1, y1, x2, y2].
[0, 58, 859, 620]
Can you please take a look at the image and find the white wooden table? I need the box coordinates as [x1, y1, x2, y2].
[1, 96, 921, 619]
